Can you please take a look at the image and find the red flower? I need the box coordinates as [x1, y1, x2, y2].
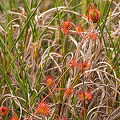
[62, 20, 71, 30]
[46, 76, 54, 86]
[37, 102, 50, 115]
[61, 20, 71, 34]
[89, 9, 100, 23]
[89, 32, 96, 40]
[79, 61, 90, 72]
[77, 91, 92, 101]
[65, 89, 74, 97]
[61, 26, 68, 34]
[0, 106, 7, 116]
[75, 25, 82, 34]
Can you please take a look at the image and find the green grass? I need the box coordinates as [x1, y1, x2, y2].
[0, 0, 120, 120]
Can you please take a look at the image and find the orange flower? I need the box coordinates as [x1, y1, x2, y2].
[62, 20, 71, 30]
[61, 20, 71, 34]
[75, 25, 82, 34]
[65, 89, 74, 97]
[79, 61, 90, 72]
[89, 32, 96, 40]
[78, 91, 92, 101]
[37, 102, 50, 115]
[0, 106, 7, 116]
[61, 26, 68, 34]
[89, 9, 100, 23]
[46, 76, 54, 86]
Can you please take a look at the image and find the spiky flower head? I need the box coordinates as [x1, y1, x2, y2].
[78, 91, 92, 101]
[61, 20, 71, 34]
[75, 25, 82, 34]
[89, 9, 100, 23]
[0, 106, 7, 116]
[79, 61, 90, 72]
[62, 20, 71, 30]
[89, 32, 96, 40]
[65, 89, 74, 97]
[37, 102, 50, 115]
[61, 26, 68, 34]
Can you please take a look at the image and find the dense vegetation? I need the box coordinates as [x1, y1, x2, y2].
[0, 0, 120, 120]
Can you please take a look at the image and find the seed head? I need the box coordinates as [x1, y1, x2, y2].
[46, 76, 54, 86]
[78, 91, 92, 101]
[89, 9, 100, 23]
[37, 102, 50, 115]
[0, 106, 8, 116]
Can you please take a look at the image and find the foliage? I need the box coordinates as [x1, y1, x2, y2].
[0, 0, 120, 120]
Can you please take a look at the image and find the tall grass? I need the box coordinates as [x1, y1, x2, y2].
[0, 0, 120, 120]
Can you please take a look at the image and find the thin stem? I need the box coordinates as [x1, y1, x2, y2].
[49, 111, 61, 120]
[73, 34, 90, 60]
[48, 87, 55, 104]
[41, 66, 72, 103]
[71, 14, 88, 23]
[29, 66, 72, 120]
[7, 109, 18, 119]
[29, 109, 38, 120]
[70, 70, 81, 88]
[83, 72, 91, 92]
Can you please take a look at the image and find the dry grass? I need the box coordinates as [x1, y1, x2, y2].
[0, 0, 120, 120]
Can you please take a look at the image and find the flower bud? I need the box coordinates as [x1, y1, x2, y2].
[46, 76, 54, 86]
[89, 9, 100, 23]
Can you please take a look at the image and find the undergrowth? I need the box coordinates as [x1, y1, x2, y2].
[0, 0, 120, 120]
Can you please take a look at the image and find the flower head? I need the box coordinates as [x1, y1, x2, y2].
[37, 102, 50, 115]
[65, 89, 74, 97]
[46, 76, 54, 86]
[0, 106, 8, 116]
[75, 25, 82, 34]
[79, 61, 90, 72]
[62, 20, 71, 30]
[61, 26, 68, 34]
[89, 9, 100, 23]
[61, 20, 71, 34]
[89, 32, 96, 40]
[77, 91, 92, 101]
